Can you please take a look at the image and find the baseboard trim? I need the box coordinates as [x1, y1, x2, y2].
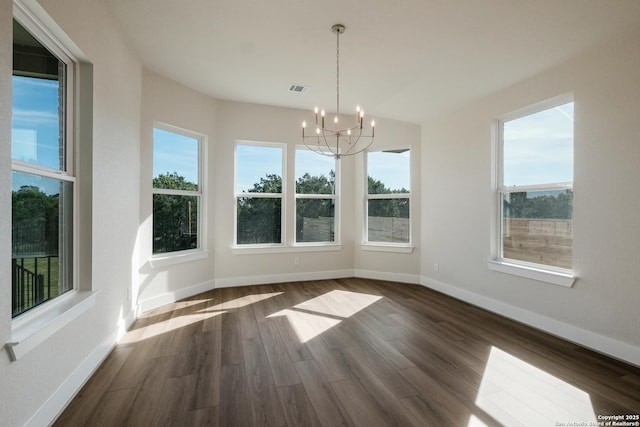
[354, 269, 421, 285]
[420, 275, 640, 368]
[138, 279, 216, 313]
[214, 269, 354, 288]
[25, 326, 118, 427]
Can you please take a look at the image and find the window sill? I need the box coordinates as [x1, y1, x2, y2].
[150, 249, 209, 268]
[487, 260, 575, 287]
[6, 290, 99, 361]
[361, 243, 414, 254]
[232, 244, 343, 255]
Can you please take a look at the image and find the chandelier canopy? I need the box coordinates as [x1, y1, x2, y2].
[302, 24, 375, 159]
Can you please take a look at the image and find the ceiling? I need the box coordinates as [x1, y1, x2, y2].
[107, 0, 640, 124]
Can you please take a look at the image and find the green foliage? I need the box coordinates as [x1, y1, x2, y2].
[504, 189, 573, 219]
[247, 173, 282, 193]
[368, 176, 408, 195]
[12, 185, 60, 255]
[153, 171, 198, 191]
[296, 171, 335, 194]
[152, 172, 198, 253]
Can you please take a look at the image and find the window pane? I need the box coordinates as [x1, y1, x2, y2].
[153, 128, 199, 190]
[153, 194, 199, 254]
[368, 150, 410, 194]
[502, 190, 573, 269]
[503, 102, 573, 187]
[237, 197, 282, 244]
[12, 171, 73, 317]
[236, 145, 283, 193]
[12, 20, 66, 171]
[296, 149, 335, 194]
[296, 199, 335, 243]
[367, 198, 410, 243]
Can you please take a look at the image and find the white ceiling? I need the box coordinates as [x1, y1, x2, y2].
[107, 0, 640, 124]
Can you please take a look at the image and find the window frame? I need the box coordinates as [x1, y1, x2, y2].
[490, 94, 576, 287]
[363, 147, 412, 251]
[7, 0, 99, 362]
[294, 145, 340, 246]
[11, 10, 77, 318]
[234, 140, 286, 248]
[151, 122, 206, 263]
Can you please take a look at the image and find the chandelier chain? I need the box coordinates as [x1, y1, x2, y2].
[336, 27, 340, 118]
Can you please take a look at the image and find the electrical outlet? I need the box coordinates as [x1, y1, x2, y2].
[127, 287, 131, 301]
[294, 256, 300, 265]
[433, 263, 439, 273]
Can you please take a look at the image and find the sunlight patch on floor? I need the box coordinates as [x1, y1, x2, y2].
[293, 290, 382, 318]
[204, 292, 283, 310]
[120, 311, 227, 344]
[467, 415, 489, 427]
[475, 346, 596, 426]
[267, 309, 341, 343]
[268, 290, 382, 343]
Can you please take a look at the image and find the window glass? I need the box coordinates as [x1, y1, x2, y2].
[152, 126, 202, 254]
[501, 190, 573, 269]
[236, 197, 282, 244]
[499, 100, 574, 270]
[503, 102, 573, 187]
[367, 150, 410, 194]
[12, 20, 66, 171]
[235, 143, 284, 245]
[153, 128, 199, 190]
[236, 145, 282, 193]
[295, 148, 336, 243]
[11, 17, 74, 317]
[366, 149, 411, 244]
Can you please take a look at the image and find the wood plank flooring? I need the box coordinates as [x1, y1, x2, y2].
[54, 278, 640, 426]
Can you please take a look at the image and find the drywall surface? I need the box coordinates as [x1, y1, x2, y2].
[421, 28, 640, 362]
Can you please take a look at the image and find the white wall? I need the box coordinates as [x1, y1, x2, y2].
[137, 69, 217, 309]
[421, 28, 640, 365]
[0, 0, 142, 425]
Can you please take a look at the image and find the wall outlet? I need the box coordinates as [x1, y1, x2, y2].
[294, 256, 300, 265]
[433, 263, 439, 273]
[127, 287, 131, 301]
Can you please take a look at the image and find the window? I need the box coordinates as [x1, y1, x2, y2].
[365, 149, 411, 244]
[295, 148, 337, 243]
[152, 125, 204, 255]
[497, 98, 573, 272]
[235, 142, 285, 245]
[11, 17, 75, 318]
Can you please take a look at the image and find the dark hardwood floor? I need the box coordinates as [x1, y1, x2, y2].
[55, 278, 640, 426]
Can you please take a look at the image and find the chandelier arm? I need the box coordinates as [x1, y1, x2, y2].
[303, 137, 337, 158]
[321, 130, 338, 157]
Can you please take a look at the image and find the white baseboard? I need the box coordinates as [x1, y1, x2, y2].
[420, 275, 640, 368]
[25, 326, 118, 427]
[138, 279, 216, 313]
[354, 269, 421, 285]
[214, 269, 354, 288]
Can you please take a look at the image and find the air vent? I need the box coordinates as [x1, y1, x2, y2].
[289, 84, 310, 94]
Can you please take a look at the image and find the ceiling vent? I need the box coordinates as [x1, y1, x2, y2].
[289, 84, 310, 94]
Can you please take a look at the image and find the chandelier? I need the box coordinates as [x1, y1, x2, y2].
[302, 24, 375, 159]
